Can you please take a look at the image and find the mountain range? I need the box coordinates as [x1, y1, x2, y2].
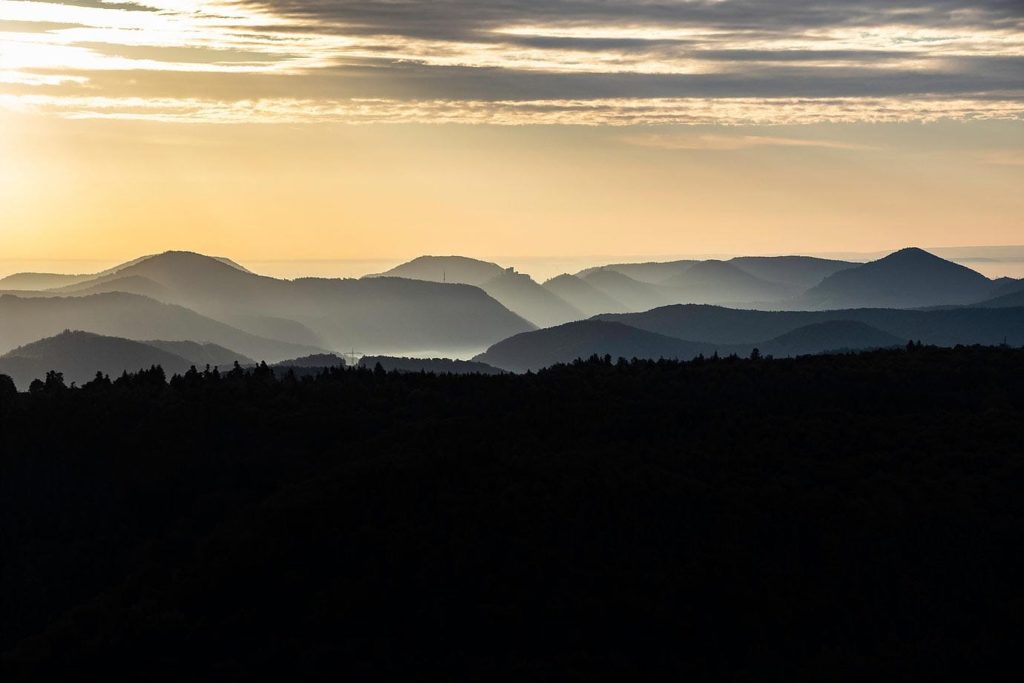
[0, 246, 1021, 383]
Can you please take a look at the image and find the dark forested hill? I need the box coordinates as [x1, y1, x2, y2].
[358, 356, 504, 375]
[0, 347, 1022, 680]
[758, 320, 902, 357]
[0, 332, 256, 389]
[599, 303, 1024, 346]
[476, 317, 905, 370]
[475, 320, 715, 372]
[0, 331, 194, 388]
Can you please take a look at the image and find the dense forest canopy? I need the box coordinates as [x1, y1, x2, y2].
[1, 346, 1023, 679]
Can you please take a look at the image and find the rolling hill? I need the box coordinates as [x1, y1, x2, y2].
[0, 331, 194, 389]
[475, 320, 715, 372]
[973, 290, 1024, 309]
[598, 303, 1024, 347]
[581, 270, 673, 312]
[358, 356, 504, 375]
[476, 317, 910, 372]
[542, 274, 630, 316]
[370, 256, 581, 327]
[369, 255, 506, 285]
[576, 259, 694, 284]
[145, 340, 254, 368]
[800, 247, 997, 309]
[728, 255, 856, 289]
[0, 292, 320, 362]
[758, 321, 902, 357]
[477, 270, 583, 327]
[661, 260, 795, 304]
[39, 252, 534, 354]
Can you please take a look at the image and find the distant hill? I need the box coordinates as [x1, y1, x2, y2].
[661, 260, 795, 304]
[598, 305, 811, 344]
[65, 275, 174, 301]
[800, 248, 996, 309]
[274, 353, 347, 368]
[370, 255, 506, 285]
[477, 270, 583, 327]
[476, 316, 913, 372]
[972, 290, 1024, 309]
[0, 331, 194, 389]
[289, 277, 534, 352]
[0, 254, 250, 293]
[576, 260, 694, 284]
[475, 320, 715, 372]
[0, 292, 320, 362]
[358, 356, 504, 375]
[542, 274, 630, 316]
[582, 270, 673, 312]
[44, 252, 533, 354]
[729, 256, 856, 289]
[145, 340, 254, 368]
[598, 303, 1024, 347]
[0, 273, 92, 291]
[215, 314, 327, 349]
[759, 321, 902, 357]
[370, 257, 580, 327]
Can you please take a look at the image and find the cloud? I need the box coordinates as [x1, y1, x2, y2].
[3, 93, 1021, 126]
[0, 1, 1021, 123]
[620, 133, 875, 151]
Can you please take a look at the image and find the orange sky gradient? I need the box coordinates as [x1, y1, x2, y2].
[1, 1, 1021, 271]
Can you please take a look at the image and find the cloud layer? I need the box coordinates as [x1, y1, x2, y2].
[0, 0, 1021, 124]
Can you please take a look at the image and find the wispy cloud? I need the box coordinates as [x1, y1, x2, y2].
[0, 1, 1022, 124]
[3, 93, 1021, 126]
[620, 133, 875, 151]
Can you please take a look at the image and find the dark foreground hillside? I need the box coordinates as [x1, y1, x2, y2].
[1, 348, 1023, 680]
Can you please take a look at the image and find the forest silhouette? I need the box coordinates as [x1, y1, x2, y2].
[2, 345, 1022, 679]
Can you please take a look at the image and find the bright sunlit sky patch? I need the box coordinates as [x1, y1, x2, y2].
[0, 1, 1022, 262]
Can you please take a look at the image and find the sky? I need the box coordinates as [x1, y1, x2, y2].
[1, 0, 1022, 269]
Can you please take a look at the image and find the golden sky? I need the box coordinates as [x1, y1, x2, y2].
[1, 1, 1022, 265]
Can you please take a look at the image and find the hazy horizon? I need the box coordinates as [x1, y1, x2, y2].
[4, 244, 1024, 283]
[2, 1, 1022, 263]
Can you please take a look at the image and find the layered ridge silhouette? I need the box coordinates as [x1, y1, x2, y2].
[0, 247, 1021, 383]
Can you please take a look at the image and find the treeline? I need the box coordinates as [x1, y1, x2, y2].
[1, 346, 1023, 680]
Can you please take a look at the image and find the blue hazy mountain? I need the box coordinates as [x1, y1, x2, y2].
[799, 247, 997, 309]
